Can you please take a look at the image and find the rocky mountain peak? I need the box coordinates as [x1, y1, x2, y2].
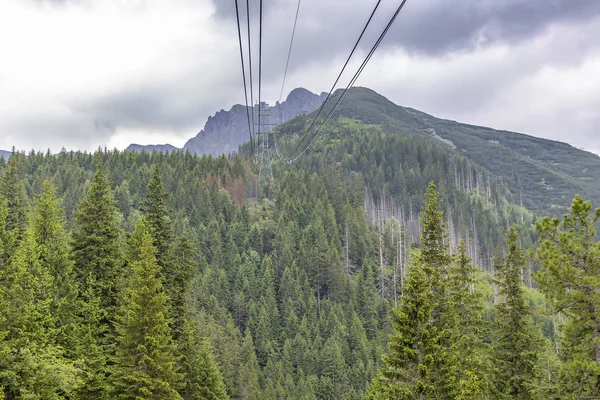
[182, 88, 326, 157]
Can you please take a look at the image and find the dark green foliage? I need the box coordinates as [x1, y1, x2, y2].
[0, 157, 28, 259]
[72, 163, 122, 318]
[370, 255, 439, 399]
[141, 164, 173, 273]
[371, 183, 459, 399]
[493, 227, 542, 399]
[111, 219, 182, 399]
[32, 181, 79, 353]
[449, 241, 491, 398]
[536, 196, 600, 396]
[179, 318, 228, 400]
[0, 227, 80, 398]
[0, 125, 594, 399]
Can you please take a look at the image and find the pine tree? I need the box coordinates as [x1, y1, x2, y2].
[449, 240, 490, 398]
[141, 165, 192, 339]
[418, 182, 456, 397]
[111, 219, 182, 399]
[419, 182, 452, 271]
[237, 329, 261, 400]
[0, 199, 8, 398]
[72, 163, 122, 319]
[369, 255, 439, 399]
[32, 180, 79, 353]
[141, 164, 173, 272]
[179, 319, 228, 400]
[493, 227, 541, 399]
[0, 227, 80, 398]
[171, 234, 198, 337]
[76, 272, 110, 399]
[535, 195, 600, 396]
[0, 157, 28, 259]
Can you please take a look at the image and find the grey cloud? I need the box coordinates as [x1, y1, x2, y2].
[214, 0, 600, 58]
[67, 62, 244, 140]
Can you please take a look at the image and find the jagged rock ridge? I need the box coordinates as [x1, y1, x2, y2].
[124, 88, 326, 157]
[182, 88, 326, 157]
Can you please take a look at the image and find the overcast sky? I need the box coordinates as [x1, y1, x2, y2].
[1, 0, 599, 155]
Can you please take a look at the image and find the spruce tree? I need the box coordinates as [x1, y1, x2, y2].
[493, 227, 541, 399]
[171, 234, 197, 337]
[369, 255, 439, 399]
[418, 182, 456, 397]
[449, 240, 490, 398]
[111, 219, 182, 399]
[141, 164, 173, 271]
[76, 272, 110, 399]
[72, 163, 122, 318]
[141, 165, 192, 338]
[535, 195, 600, 396]
[179, 319, 228, 400]
[32, 180, 79, 353]
[70, 164, 122, 398]
[237, 329, 261, 399]
[0, 199, 7, 397]
[0, 157, 28, 259]
[0, 227, 80, 398]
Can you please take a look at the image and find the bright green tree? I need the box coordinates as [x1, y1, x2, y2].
[111, 219, 182, 399]
[493, 227, 541, 399]
[449, 240, 490, 399]
[535, 195, 600, 396]
[0, 227, 80, 398]
[32, 180, 79, 353]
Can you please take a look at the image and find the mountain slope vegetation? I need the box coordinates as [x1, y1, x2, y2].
[300, 87, 600, 215]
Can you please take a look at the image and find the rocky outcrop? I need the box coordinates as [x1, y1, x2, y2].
[182, 88, 326, 157]
[125, 143, 178, 154]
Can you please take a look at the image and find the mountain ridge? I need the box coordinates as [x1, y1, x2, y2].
[126, 143, 178, 154]
[288, 86, 600, 214]
[125, 87, 327, 156]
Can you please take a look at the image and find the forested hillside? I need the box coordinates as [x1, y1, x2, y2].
[303, 87, 600, 215]
[0, 109, 599, 398]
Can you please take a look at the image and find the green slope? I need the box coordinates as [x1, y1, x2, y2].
[323, 87, 600, 215]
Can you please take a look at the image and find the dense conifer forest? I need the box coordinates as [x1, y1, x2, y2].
[0, 119, 599, 399]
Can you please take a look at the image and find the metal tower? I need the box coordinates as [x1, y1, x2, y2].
[257, 102, 273, 193]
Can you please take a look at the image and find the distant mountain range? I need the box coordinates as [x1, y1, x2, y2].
[126, 87, 327, 156]
[0, 150, 11, 159]
[126, 143, 178, 154]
